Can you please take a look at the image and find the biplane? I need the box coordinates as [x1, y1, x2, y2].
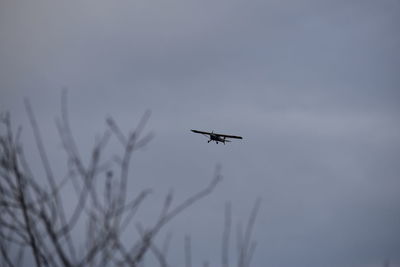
[191, 130, 243, 144]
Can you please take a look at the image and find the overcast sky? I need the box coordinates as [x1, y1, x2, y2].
[1, 0, 400, 266]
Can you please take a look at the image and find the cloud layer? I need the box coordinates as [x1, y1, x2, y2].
[1, 0, 400, 266]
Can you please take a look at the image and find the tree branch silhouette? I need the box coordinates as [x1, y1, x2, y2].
[0, 95, 260, 267]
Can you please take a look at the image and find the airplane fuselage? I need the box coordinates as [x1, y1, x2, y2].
[208, 134, 229, 144]
[191, 129, 241, 145]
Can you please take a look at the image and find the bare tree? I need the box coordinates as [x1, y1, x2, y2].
[0, 93, 260, 267]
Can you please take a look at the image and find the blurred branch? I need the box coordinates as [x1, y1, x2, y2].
[0, 96, 261, 267]
[184, 235, 192, 267]
[238, 198, 261, 267]
[222, 202, 232, 267]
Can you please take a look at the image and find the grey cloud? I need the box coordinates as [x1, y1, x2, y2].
[1, 0, 400, 266]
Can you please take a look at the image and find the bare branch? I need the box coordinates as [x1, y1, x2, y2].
[222, 202, 232, 267]
[184, 235, 192, 267]
[1, 97, 260, 267]
[136, 224, 169, 267]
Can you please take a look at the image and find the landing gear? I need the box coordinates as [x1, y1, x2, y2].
[207, 140, 210, 143]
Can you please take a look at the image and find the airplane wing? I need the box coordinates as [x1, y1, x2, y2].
[191, 129, 212, 135]
[191, 129, 243, 139]
[215, 133, 243, 139]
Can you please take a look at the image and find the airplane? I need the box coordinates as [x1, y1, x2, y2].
[191, 129, 243, 144]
